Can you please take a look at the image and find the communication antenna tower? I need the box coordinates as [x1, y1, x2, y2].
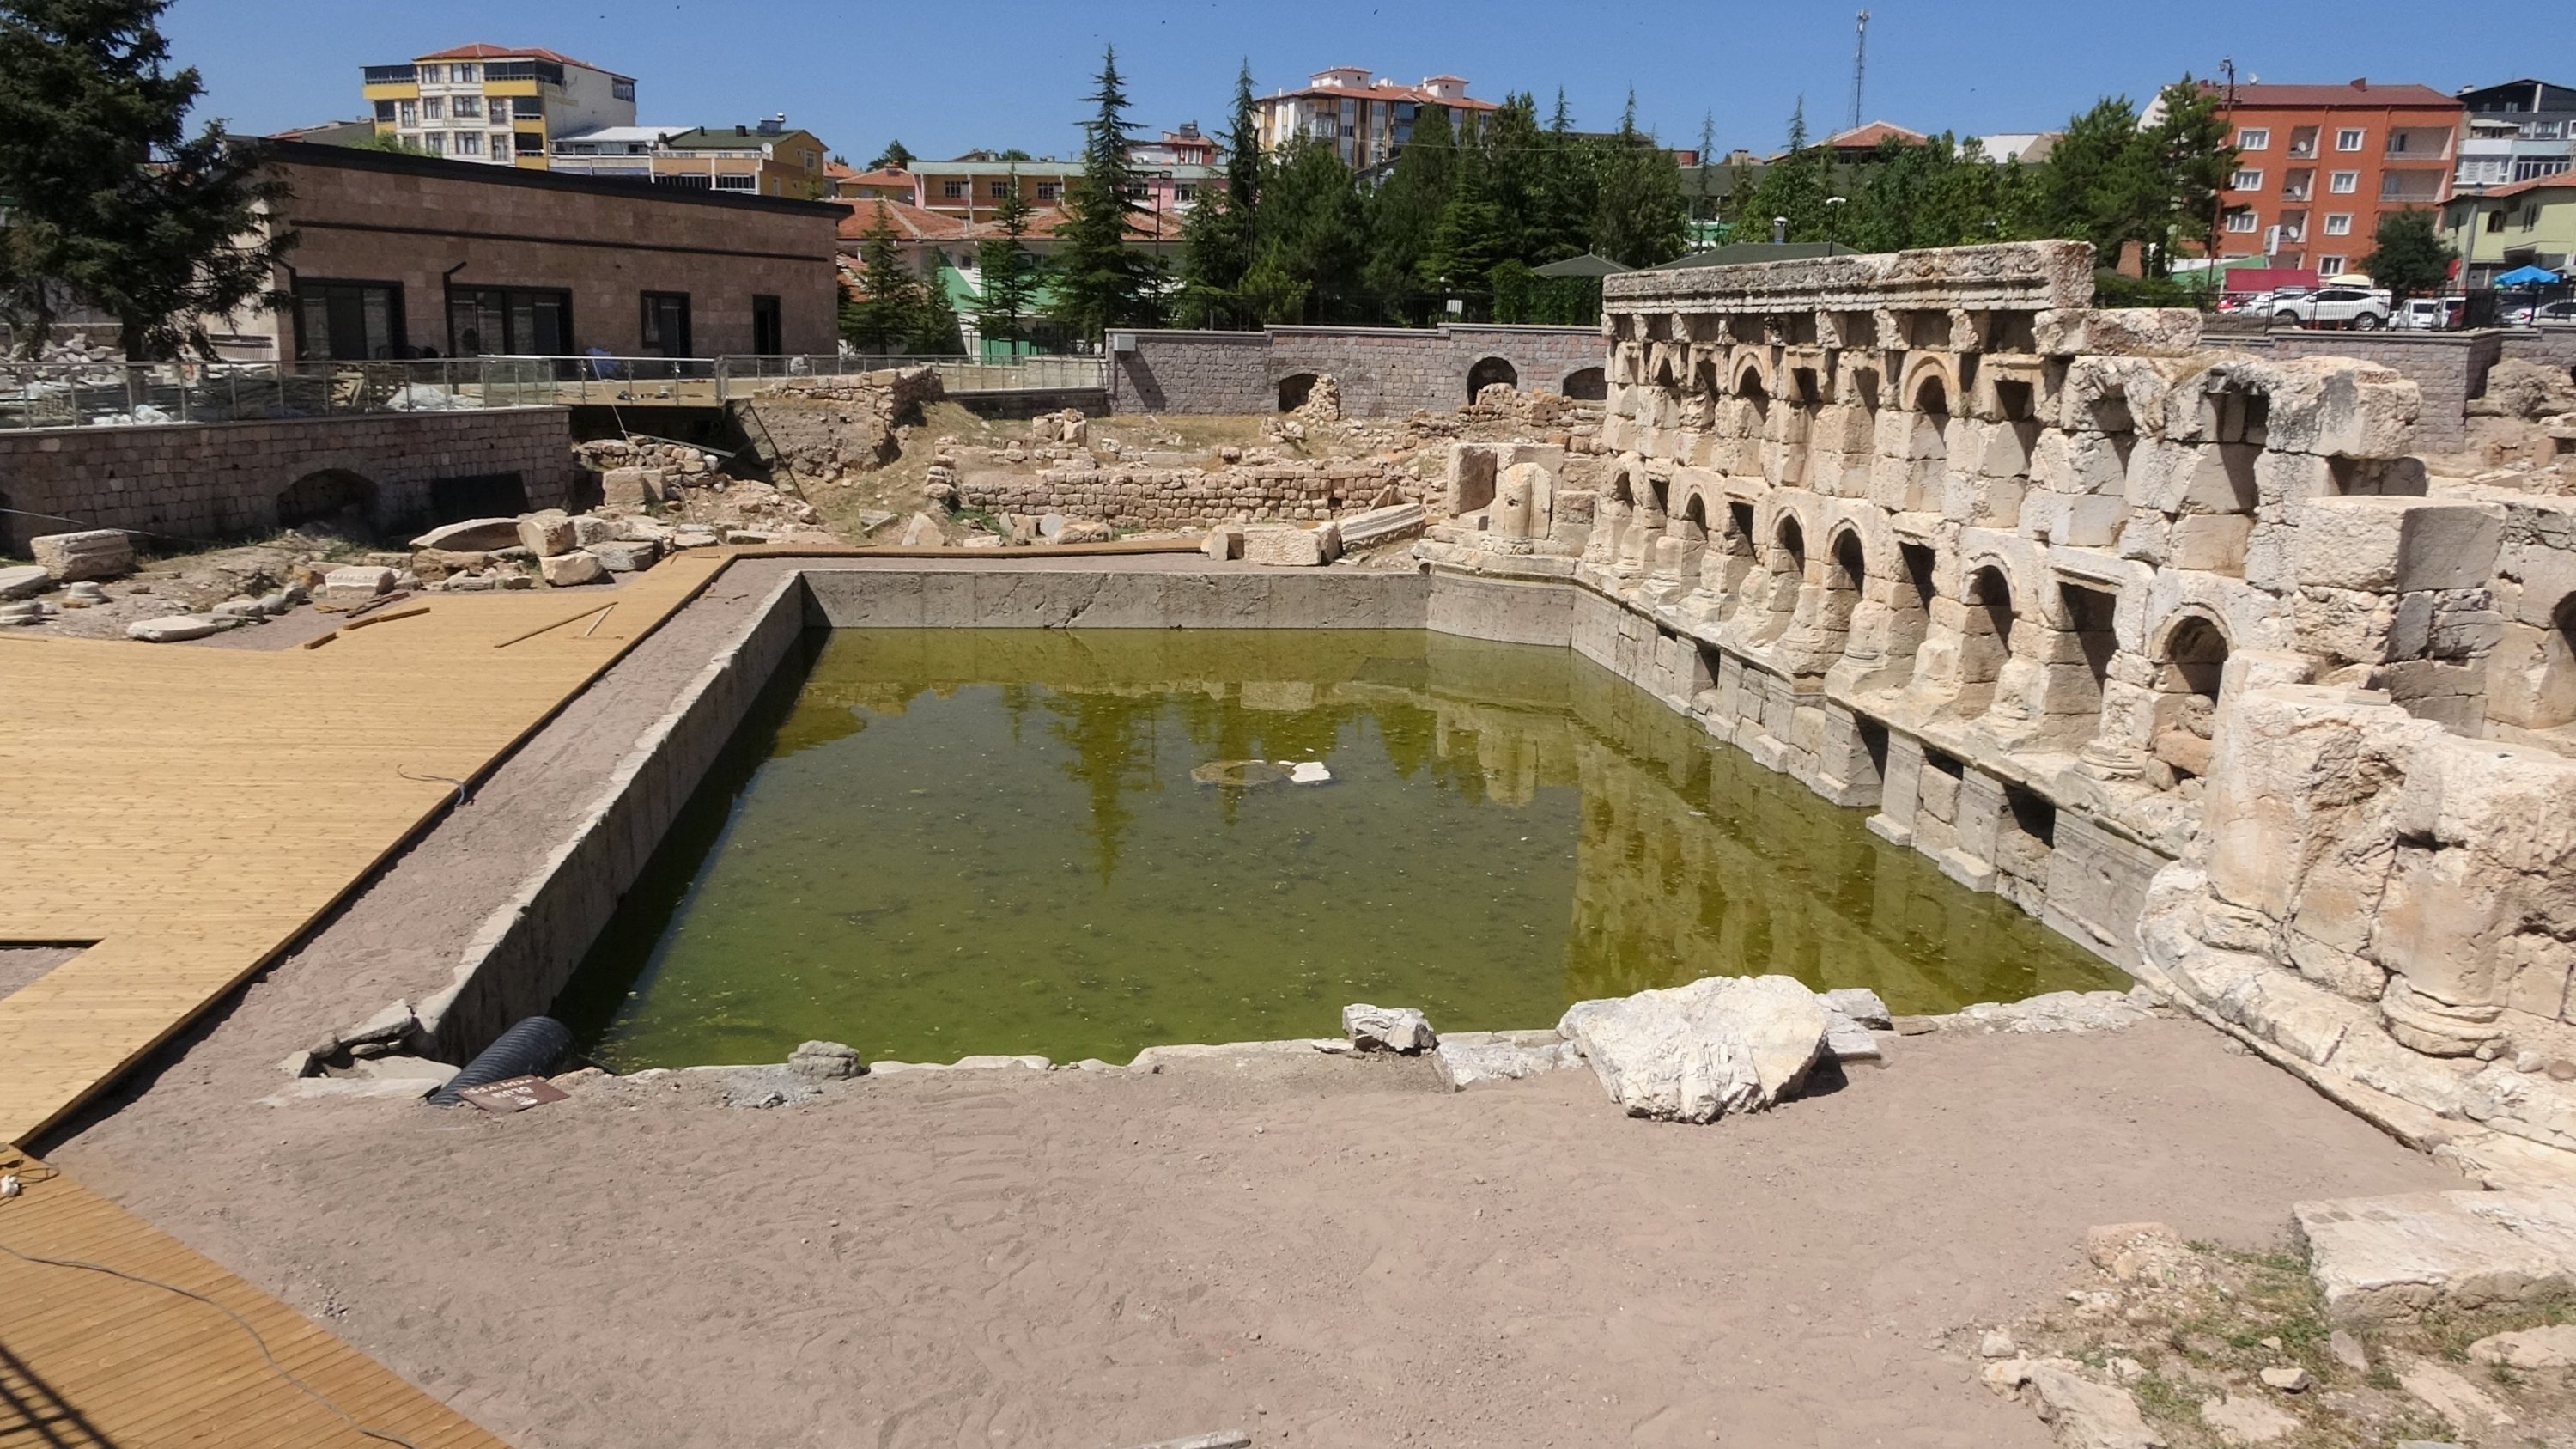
[1849, 10, 1870, 133]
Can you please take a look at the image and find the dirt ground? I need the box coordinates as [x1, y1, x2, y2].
[50, 1003, 2453, 1448]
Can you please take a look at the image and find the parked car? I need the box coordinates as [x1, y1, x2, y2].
[2396, 296, 2464, 330]
[2506, 299, 2576, 326]
[2271, 286, 2391, 328]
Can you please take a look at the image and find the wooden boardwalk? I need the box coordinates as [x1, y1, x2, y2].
[0, 1152, 511, 1447]
[0, 551, 746, 1448]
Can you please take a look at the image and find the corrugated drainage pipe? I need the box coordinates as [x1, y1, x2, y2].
[427, 1016, 574, 1106]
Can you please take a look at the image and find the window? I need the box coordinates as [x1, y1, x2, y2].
[453, 131, 482, 155]
[2318, 255, 2347, 273]
[420, 131, 446, 155]
[418, 64, 442, 84]
[714, 173, 756, 190]
[942, 180, 965, 199]
[453, 64, 477, 83]
[1035, 180, 1060, 201]
[421, 96, 443, 121]
[751, 294, 782, 356]
[2231, 168, 2263, 191]
[2225, 210, 2258, 233]
[513, 94, 543, 118]
[485, 98, 509, 125]
[611, 80, 635, 102]
[639, 291, 691, 358]
[2336, 128, 2365, 151]
[2488, 210, 2510, 232]
[1174, 183, 1195, 202]
[447, 286, 572, 356]
[2236, 127, 2270, 150]
[2330, 170, 2359, 193]
[374, 100, 396, 123]
[989, 180, 1010, 198]
[451, 95, 480, 119]
[397, 100, 417, 127]
[2324, 213, 2352, 235]
[493, 132, 513, 162]
[294, 279, 404, 361]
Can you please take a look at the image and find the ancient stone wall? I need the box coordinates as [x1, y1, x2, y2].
[1414, 238, 2576, 1182]
[735, 367, 944, 484]
[957, 460, 1417, 529]
[1115, 324, 1604, 417]
[0, 408, 579, 553]
[2506, 325, 2576, 376]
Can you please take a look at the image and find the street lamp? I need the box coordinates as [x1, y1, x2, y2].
[1826, 195, 1846, 251]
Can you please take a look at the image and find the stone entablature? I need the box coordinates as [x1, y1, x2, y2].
[1430, 240, 2576, 1185]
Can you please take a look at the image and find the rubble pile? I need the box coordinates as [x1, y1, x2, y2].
[740, 365, 944, 484]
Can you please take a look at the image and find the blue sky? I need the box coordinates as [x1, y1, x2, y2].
[167, 0, 2528, 161]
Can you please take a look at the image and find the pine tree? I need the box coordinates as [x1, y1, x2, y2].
[1530, 88, 1598, 264]
[1177, 62, 1261, 328]
[2144, 76, 2239, 273]
[910, 276, 964, 355]
[1482, 92, 1551, 262]
[1590, 91, 1687, 266]
[1255, 137, 1368, 321]
[1694, 111, 1719, 224]
[1045, 46, 1164, 338]
[2363, 210, 2453, 301]
[1418, 148, 1510, 314]
[869, 139, 914, 170]
[1743, 100, 1834, 243]
[974, 171, 1043, 353]
[841, 202, 924, 352]
[0, 0, 292, 358]
[1364, 103, 1456, 320]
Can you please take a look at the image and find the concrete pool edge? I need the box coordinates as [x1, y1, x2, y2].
[380, 552, 2157, 1075]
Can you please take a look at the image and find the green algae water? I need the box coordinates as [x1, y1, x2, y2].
[553, 630, 2125, 1068]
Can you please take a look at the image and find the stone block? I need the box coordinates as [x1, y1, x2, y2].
[2291, 497, 2504, 594]
[587, 539, 660, 573]
[516, 510, 578, 557]
[2167, 514, 2252, 573]
[540, 549, 606, 587]
[1242, 523, 1342, 567]
[571, 515, 621, 547]
[29, 529, 131, 581]
[0, 564, 52, 600]
[320, 565, 397, 605]
[600, 467, 669, 507]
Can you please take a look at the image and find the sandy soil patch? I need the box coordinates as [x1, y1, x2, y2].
[52, 1010, 2453, 1449]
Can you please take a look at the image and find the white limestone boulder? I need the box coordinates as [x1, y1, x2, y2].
[515, 509, 578, 558]
[1341, 1003, 1435, 1055]
[1243, 523, 1342, 567]
[1432, 1035, 1581, 1090]
[1558, 974, 1830, 1123]
[320, 565, 397, 606]
[30, 529, 132, 582]
[587, 539, 660, 573]
[410, 517, 525, 552]
[1337, 502, 1427, 549]
[125, 614, 221, 643]
[540, 550, 607, 587]
[898, 511, 944, 548]
[0, 564, 52, 600]
[1982, 1357, 2167, 1449]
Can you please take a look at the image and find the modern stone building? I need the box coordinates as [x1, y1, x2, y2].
[225, 142, 843, 362]
[1413, 240, 2576, 1183]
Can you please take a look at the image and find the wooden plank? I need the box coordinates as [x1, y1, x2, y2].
[0, 1159, 509, 1447]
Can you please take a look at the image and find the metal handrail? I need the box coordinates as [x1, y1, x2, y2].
[0, 352, 1109, 431]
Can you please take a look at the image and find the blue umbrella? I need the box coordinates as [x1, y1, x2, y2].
[2494, 265, 2563, 287]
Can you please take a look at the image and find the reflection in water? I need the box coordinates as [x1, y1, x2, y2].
[554, 630, 2123, 1068]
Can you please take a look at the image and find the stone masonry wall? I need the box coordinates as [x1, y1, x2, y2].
[1415, 238, 2576, 1185]
[0, 407, 578, 554]
[1115, 324, 1604, 417]
[2265, 331, 2506, 450]
[2505, 325, 2576, 377]
[959, 460, 1417, 528]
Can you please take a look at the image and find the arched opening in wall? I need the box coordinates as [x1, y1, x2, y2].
[1954, 564, 2017, 715]
[1879, 539, 1938, 675]
[1679, 494, 1710, 545]
[276, 468, 374, 531]
[1277, 373, 1320, 412]
[1467, 356, 1519, 400]
[1822, 528, 1867, 642]
[1780, 367, 1820, 484]
[1704, 497, 1759, 604]
[2180, 381, 2267, 535]
[1561, 367, 1607, 401]
[1906, 373, 1951, 508]
[1754, 513, 1807, 640]
[2152, 615, 2232, 785]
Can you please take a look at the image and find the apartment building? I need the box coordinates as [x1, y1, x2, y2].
[903, 154, 1218, 228]
[361, 43, 636, 168]
[2454, 79, 2576, 192]
[2445, 175, 2576, 287]
[2211, 80, 2464, 273]
[548, 116, 831, 198]
[1254, 67, 1498, 168]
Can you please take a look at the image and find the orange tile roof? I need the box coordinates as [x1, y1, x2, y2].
[2212, 80, 2461, 109]
[1826, 120, 1929, 149]
[2476, 174, 2576, 199]
[417, 42, 615, 72]
[1272, 81, 1499, 111]
[836, 198, 968, 242]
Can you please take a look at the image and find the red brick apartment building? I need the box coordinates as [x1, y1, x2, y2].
[2210, 80, 2464, 273]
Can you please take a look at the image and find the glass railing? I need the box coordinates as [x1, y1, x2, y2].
[0, 353, 1110, 430]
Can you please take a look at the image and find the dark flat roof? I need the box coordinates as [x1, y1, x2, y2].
[264, 139, 848, 219]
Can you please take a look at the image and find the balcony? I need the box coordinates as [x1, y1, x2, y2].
[361, 64, 416, 85]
